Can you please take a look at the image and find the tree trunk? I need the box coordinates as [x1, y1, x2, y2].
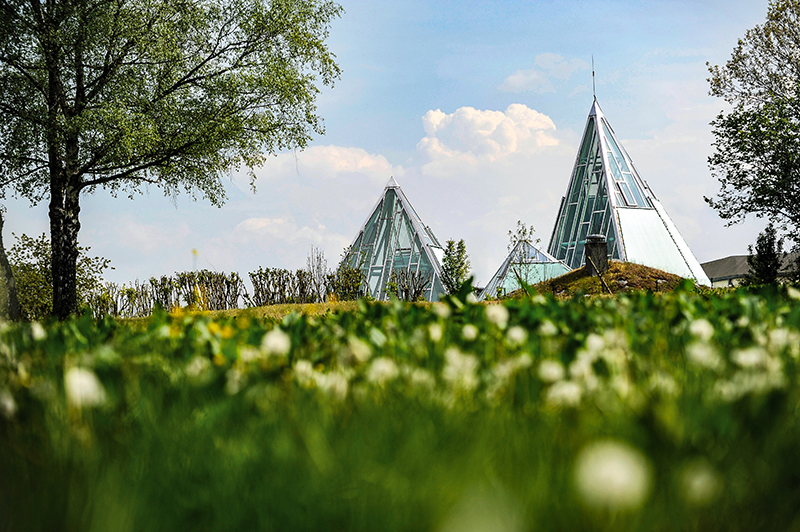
[50, 180, 81, 319]
[0, 211, 21, 321]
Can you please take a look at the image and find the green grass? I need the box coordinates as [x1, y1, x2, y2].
[2, 286, 800, 531]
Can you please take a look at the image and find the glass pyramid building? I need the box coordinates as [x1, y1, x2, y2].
[344, 177, 446, 301]
[547, 100, 711, 286]
[478, 240, 571, 300]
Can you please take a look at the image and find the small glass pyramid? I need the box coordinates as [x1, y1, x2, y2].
[344, 178, 446, 301]
[547, 100, 711, 285]
[478, 240, 570, 300]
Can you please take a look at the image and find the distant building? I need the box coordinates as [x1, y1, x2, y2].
[478, 240, 570, 300]
[344, 177, 446, 302]
[548, 99, 711, 286]
[701, 252, 799, 287]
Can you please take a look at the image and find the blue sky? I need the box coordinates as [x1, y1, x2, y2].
[3, 0, 772, 287]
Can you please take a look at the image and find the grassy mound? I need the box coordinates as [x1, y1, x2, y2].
[509, 261, 685, 299]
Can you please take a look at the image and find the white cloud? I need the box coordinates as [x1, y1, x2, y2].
[254, 145, 402, 187]
[417, 104, 558, 165]
[499, 54, 590, 93]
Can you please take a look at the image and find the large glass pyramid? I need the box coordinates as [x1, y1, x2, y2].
[345, 177, 446, 301]
[547, 100, 711, 286]
[478, 240, 571, 300]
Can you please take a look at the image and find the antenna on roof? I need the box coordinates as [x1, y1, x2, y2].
[592, 55, 596, 101]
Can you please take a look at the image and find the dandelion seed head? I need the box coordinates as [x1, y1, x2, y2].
[731, 347, 766, 368]
[429, 323, 444, 342]
[317, 372, 349, 401]
[65, 367, 107, 409]
[538, 359, 565, 383]
[485, 304, 509, 329]
[367, 357, 399, 386]
[30, 322, 46, 341]
[680, 459, 721, 506]
[462, 324, 479, 341]
[261, 328, 291, 356]
[409, 368, 436, 391]
[574, 440, 652, 510]
[506, 326, 528, 347]
[689, 319, 714, 342]
[225, 368, 246, 395]
[0, 389, 16, 419]
[443, 347, 479, 391]
[686, 342, 723, 370]
[538, 320, 558, 337]
[545, 380, 582, 407]
[432, 303, 451, 318]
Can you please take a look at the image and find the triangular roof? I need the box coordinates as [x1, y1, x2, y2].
[345, 177, 446, 301]
[478, 240, 571, 300]
[547, 100, 711, 286]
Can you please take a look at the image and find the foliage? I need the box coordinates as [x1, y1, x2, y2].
[327, 247, 366, 301]
[0, 0, 342, 317]
[388, 268, 431, 301]
[441, 239, 471, 294]
[706, 1, 800, 241]
[248, 267, 315, 307]
[8, 233, 111, 320]
[744, 224, 785, 286]
[507, 220, 539, 251]
[706, 96, 800, 240]
[90, 270, 246, 318]
[306, 246, 328, 303]
[5, 288, 800, 530]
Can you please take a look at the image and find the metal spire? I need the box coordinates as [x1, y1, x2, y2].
[592, 55, 596, 101]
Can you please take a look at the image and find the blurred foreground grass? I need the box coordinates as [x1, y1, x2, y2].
[3, 284, 800, 531]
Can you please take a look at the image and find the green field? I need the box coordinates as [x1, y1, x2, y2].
[2, 284, 800, 531]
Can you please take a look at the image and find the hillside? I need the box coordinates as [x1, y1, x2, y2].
[508, 261, 686, 299]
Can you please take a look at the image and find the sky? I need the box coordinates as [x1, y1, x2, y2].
[3, 0, 774, 288]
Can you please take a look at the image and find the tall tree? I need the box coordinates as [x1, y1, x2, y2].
[0, 0, 341, 318]
[441, 239, 470, 294]
[706, 0, 800, 242]
[744, 223, 784, 286]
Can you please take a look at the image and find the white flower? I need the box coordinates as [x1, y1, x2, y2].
[485, 304, 509, 329]
[466, 293, 478, 304]
[366, 357, 399, 386]
[0, 389, 16, 419]
[545, 380, 582, 407]
[65, 367, 107, 408]
[294, 360, 315, 386]
[689, 319, 715, 342]
[409, 368, 436, 391]
[686, 342, 723, 371]
[261, 328, 291, 356]
[225, 368, 246, 395]
[731, 347, 766, 368]
[345, 336, 373, 365]
[538, 360, 565, 383]
[428, 323, 443, 342]
[788, 286, 800, 300]
[432, 303, 451, 318]
[239, 347, 262, 363]
[462, 324, 479, 341]
[585, 333, 605, 354]
[538, 320, 558, 336]
[680, 459, 721, 506]
[185, 356, 213, 384]
[506, 326, 528, 347]
[30, 322, 46, 341]
[443, 347, 479, 391]
[574, 440, 653, 510]
[317, 372, 349, 401]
